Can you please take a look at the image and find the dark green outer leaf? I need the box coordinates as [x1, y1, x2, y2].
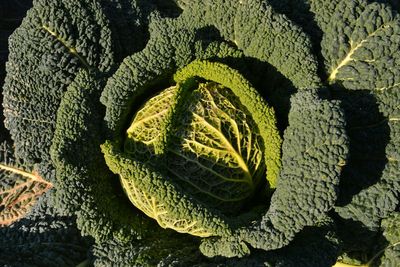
[310, 0, 400, 229]
[51, 70, 158, 243]
[2, 0, 152, 164]
[90, 217, 340, 267]
[216, 89, 349, 255]
[187, 0, 321, 89]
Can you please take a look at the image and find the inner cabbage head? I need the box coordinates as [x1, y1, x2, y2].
[124, 81, 266, 214]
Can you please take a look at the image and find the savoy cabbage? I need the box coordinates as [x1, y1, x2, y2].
[0, 0, 399, 266]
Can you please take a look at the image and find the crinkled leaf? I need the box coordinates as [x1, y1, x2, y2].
[324, 1, 400, 92]
[103, 140, 232, 238]
[0, 143, 52, 226]
[3, 0, 153, 163]
[125, 86, 179, 158]
[167, 82, 264, 208]
[312, 0, 400, 229]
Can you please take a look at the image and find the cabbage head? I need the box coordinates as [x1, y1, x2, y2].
[102, 60, 282, 237]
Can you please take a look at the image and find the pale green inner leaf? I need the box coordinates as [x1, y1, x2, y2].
[119, 175, 214, 237]
[125, 86, 178, 157]
[170, 83, 262, 179]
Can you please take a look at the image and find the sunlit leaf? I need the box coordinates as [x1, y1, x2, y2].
[0, 143, 52, 226]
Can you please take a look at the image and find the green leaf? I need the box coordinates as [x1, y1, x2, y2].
[315, 0, 400, 229]
[324, 0, 400, 97]
[125, 86, 179, 158]
[167, 82, 264, 206]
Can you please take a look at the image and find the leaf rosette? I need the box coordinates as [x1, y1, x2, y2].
[49, 0, 349, 260]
